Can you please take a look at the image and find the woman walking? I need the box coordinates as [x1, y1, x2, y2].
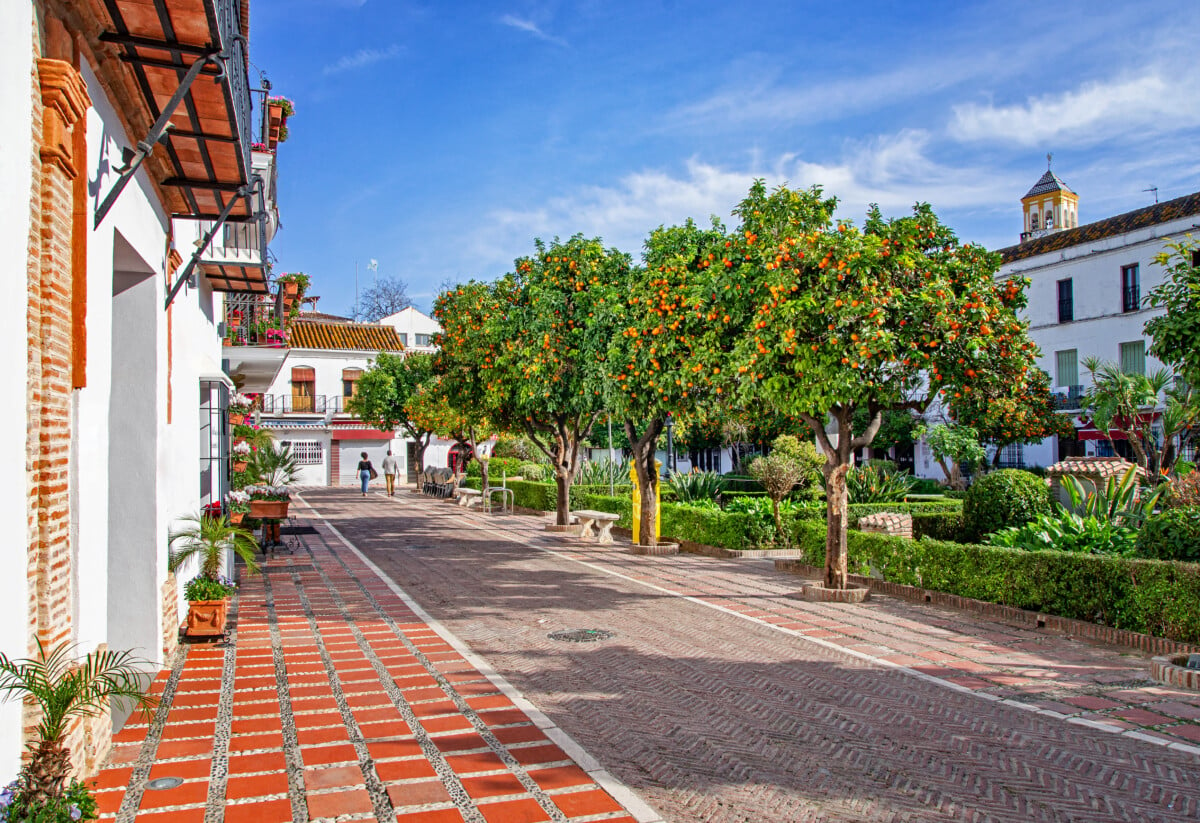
[357, 451, 375, 496]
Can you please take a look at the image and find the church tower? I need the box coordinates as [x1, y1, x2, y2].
[1020, 155, 1078, 242]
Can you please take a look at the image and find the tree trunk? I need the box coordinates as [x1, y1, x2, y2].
[554, 469, 571, 525]
[771, 497, 784, 545]
[824, 461, 850, 589]
[626, 418, 664, 545]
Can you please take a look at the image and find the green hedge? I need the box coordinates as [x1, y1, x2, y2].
[911, 512, 965, 542]
[466, 457, 526, 479]
[791, 521, 1200, 643]
[848, 500, 962, 518]
[460, 478, 559, 511]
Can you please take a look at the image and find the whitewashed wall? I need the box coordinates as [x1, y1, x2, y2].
[0, 0, 35, 779]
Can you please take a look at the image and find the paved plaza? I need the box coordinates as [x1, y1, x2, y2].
[94, 487, 1200, 821]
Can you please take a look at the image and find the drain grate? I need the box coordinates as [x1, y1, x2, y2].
[548, 628, 614, 643]
[145, 777, 183, 791]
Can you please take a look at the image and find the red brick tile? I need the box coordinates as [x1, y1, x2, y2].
[93, 789, 125, 816]
[386, 779, 452, 807]
[527, 765, 591, 790]
[1114, 708, 1176, 726]
[461, 773, 526, 799]
[296, 725, 351, 746]
[365, 738, 423, 759]
[291, 709, 344, 727]
[169, 706, 220, 723]
[307, 788, 374, 818]
[104, 743, 142, 766]
[395, 808, 464, 822]
[489, 726, 545, 746]
[230, 716, 283, 735]
[149, 759, 214, 780]
[400, 686, 447, 702]
[1063, 695, 1122, 711]
[226, 771, 290, 799]
[552, 788, 624, 817]
[304, 764, 364, 789]
[508, 744, 568, 766]
[300, 743, 359, 766]
[227, 750, 287, 774]
[1165, 723, 1200, 743]
[478, 798, 551, 823]
[227, 732, 284, 752]
[224, 797, 295, 823]
[419, 715, 475, 735]
[374, 758, 438, 782]
[477, 709, 529, 727]
[154, 739, 214, 759]
[412, 700, 459, 717]
[433, 733, 487, 753]
[446, 751, 506, 774]
[137, 778, 210, 808]
[91, 766, 133, 792]
[132, 808, 207, 822]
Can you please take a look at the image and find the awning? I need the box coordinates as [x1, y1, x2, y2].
[331, 430, 395, 442]
[291, 366, 316, 381]
[1076, 412, 1160, 441]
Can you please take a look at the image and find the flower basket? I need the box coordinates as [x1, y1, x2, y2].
[229, 413, 246, 426]
[282, 280, 299, 298]
[250, 499, 289, 519]
[232, 460, 249, 472]
[185, 599, 229, 637]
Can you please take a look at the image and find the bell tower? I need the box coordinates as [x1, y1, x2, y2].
[1020, 154, 1078, 242]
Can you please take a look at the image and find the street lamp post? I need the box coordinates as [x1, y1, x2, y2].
[664, 414, 675, 478]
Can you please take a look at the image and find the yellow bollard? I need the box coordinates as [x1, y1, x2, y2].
[630, 460, 662, 544]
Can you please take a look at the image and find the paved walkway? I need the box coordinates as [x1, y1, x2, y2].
[94, 487, 1200, 822]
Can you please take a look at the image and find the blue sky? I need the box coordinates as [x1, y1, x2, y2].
[250, 0, 1200, 316]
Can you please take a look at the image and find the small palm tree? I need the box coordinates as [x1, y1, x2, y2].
[246, 442, 299, 487]
[0, 641, 155, 804]
[169, 514, 259, 580]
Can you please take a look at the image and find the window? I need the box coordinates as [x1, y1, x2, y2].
[1055, 349, 1078, 388]
[1057, 278, 1073, 323]
[1030, 212, 1039, 231]
[1119, 340, 1145, 376]
[415, 333, 431, 347]
[290, 366, 315, 413]
[342, 367, 362, 400]
[1192, 249, 1200, 269]
[998, 443, 1024, 469]
[1045, 210, 1054, 229]
[397, 332, 408, 346]
[280, 440, 322, 465]
[1121, 264, 1140, 312]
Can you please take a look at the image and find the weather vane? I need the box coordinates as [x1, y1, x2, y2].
[1046, 152, 1053, 170]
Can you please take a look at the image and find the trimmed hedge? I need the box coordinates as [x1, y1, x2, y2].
[792, 520, 1200, 643]
[963, 469, 1052, 542]
[1136, 507, 1200, 562]
[911, 512, 965, 542]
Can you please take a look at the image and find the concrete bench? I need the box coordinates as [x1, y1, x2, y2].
[456, 488, 482, 508]
[573, 510, 621, 544]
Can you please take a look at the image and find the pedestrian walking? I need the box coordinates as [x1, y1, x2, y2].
[357, 452, 376, 496]
[381, 449, 399, 497]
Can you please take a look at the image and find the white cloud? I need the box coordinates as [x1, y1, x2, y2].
[499, 14, 566, 46]
[470, 132, 1016, 266]
[323, 44, 402, 75]
[949, 70, 1200, 146]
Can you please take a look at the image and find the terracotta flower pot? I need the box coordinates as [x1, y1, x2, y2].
[229, 512, 245, 525]
[232, 460, 248, 472]
[229, 413, 246, 426]
[282, 281, 299, 298]
[186, 599, 228, 637]
[249, 499, 289, 519]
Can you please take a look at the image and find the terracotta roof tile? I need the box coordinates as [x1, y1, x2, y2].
[1045, 457, 1144, 480]
[999, 191, 1200, 264]
[288, 320, 404, 352]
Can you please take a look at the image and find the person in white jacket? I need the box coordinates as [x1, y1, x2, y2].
[381, 449, 400, 497]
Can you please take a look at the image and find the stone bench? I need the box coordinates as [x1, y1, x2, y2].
[456, 488, 482, 508]
[573, 510, 621, 544]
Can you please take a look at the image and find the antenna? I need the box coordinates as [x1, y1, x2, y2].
[1046, 152, 1053, 170]
[1143, 186, 1159, 204]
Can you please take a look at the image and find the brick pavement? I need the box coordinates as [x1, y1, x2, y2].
[91, 502, 652, 823]
[299, 486, 1200, 822]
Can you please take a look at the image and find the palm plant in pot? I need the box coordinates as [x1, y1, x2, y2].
[0, 641, 155, 820]
[169, 514, 259, 638]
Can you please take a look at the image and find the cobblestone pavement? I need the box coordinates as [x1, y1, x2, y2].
[295, 486, 1200, 823]
[91, 500, 650, 822]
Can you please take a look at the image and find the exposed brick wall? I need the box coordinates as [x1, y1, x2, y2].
[162, 573, 180, 661]
[857, 512, 913, 539]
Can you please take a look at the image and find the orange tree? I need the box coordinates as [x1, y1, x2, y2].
[467, 236, 625, 525]
[726, 181, 1038, 589]
[949, 367, 1074, 467]
[407, 375, 498, 487]
[346, 351, 436, 485]
[608, 219, 734, 544]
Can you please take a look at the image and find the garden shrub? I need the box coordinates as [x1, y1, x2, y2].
[909, 477, 944, 496]
[466, 457, 525, 479]
[962, 469, 1052, 542]
[572, 492, 632, 527]
[1164, 473, 1200, 509]
[790, 520, 1200, 643]
[911, 511, 965, 542]
[1136, 507, 1200, 562]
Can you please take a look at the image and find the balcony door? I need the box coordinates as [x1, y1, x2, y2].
[291, 366, 315, 413]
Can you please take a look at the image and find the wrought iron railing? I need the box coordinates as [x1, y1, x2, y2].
[1122, 285, 1140, 313]
[257, 394, 346, 415]
[1057, 297, 1073, 323]
[224, 293, 285, 346]
[215, 0, 252, 178]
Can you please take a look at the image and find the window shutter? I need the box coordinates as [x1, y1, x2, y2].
[291, 367, 315, 381]
[1055, 350, 1078, 387]
[1119, 341, 1145, 376]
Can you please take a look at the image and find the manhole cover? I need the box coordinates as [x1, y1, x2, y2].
[145, 777, 184, 791]
[548, 629, 614, 643]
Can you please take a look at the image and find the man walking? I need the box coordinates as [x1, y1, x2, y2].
[381, 449, 399, 497]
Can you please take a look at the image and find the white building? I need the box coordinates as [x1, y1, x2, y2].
[252, 319, 409, 485]
[992, 171, 1199, 468]
[378, 305, 441, 353]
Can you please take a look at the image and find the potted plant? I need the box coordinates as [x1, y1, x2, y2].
[265, 96, 294, 149]
[246, 485, 291, 520]
[169, 514, 259, 638]
[0, 641, 155, 821]
[228, 392, 253, 426]
[231, 439, 252, 472]
[226, 490, 250, 524]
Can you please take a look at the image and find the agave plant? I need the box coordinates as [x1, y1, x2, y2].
[845, 463, 916, 503]
[576, 458, 632, 488]
[0, 641, 156, 804]
[246, 441, 298, 486]
[667, 470, 726, 504]
[169, 513, 259, 581]
[1060, 465, 1163, 528]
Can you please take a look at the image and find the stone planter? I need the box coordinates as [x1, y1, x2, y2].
[185, 599, 228, 638]
[800, 582, 870, 603]
[249, 499, 289, 519]
[630, 541, 679, 556]
[1151, 654, 1200, 691]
